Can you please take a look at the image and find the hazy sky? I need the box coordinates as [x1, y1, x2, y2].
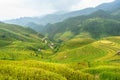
[0, 0, 114, 20]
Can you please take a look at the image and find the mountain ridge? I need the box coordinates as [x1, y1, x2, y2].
[4, 0, 119, 31]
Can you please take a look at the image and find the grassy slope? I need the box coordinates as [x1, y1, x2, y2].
[59, 38, 95, 51]
[0, 23, 54, 60]
[51, 37, 120, 63]
[47, 36, 120, 80]
[0, 60, 119, 80]
[0, 22, 45, 42]
[0, 60, 94, 80]
[0, 35, 120, 80]
[0, 23, 120, 80]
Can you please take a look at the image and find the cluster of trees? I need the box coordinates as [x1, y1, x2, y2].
[82, 18, 120, 38]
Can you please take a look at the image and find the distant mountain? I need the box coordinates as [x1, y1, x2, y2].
[96, 0, 120, 11]
[4, 0, 120, 32]
[25, 22, 44, 32]
[4, 17, 40, 26]
[43, 10, 120, 41]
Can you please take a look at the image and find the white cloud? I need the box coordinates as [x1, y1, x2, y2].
[49, 0, 80, 11]
[0, 0, 115, 20]
[71, 0, 114, 11]
[0, 0, 55, 20]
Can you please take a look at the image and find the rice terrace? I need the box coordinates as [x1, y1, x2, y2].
[0, 0, 120, 80]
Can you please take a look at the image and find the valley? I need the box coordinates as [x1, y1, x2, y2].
[0, 22, 120, 80]
[0, 0, 120, 80]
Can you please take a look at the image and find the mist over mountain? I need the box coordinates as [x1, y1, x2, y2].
[4, 0, 119, 31]
[43, 10, 120, 40]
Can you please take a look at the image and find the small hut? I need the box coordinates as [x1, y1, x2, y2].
[38, 48, 41, 52]
[116, 51, 120, 55]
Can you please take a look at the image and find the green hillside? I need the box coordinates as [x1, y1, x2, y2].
[0, 60, 95, 80]
[0, 22, 54, 60]
[1, 22, 120, 80]
[49, 35, 119, 62]
[44, 10, 120, 40]
[0, 23, 43, 42]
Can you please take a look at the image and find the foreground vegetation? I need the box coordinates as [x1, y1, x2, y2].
[0, 36, 120, 80]
[0, 60, 120, 80]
